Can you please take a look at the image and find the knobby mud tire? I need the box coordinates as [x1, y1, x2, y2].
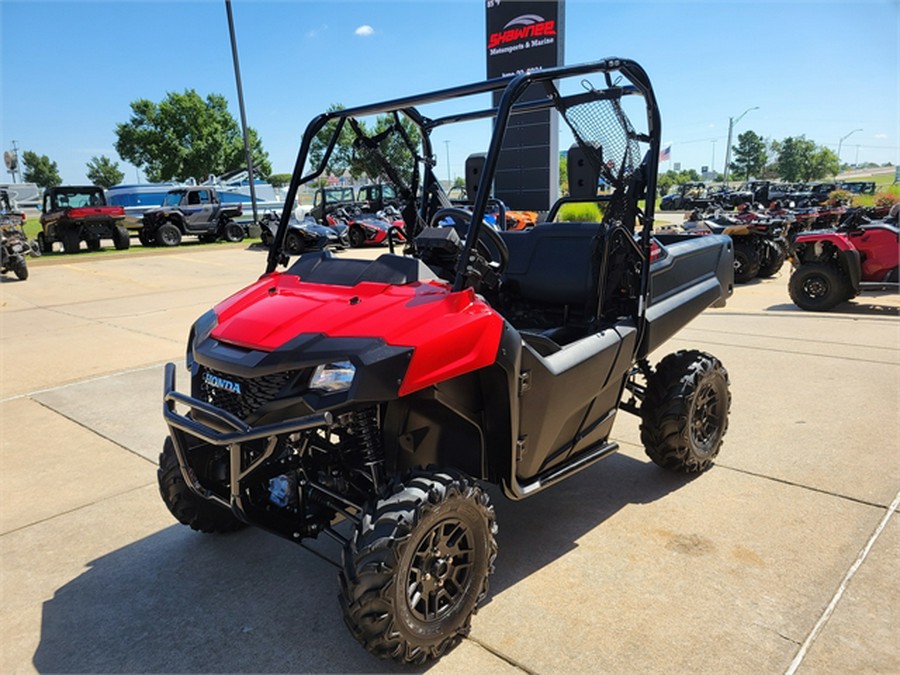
[339, 468, 497, 665]
[641, 350, 731, 473]
[112, 225, 131, 251]
[157, 437, 245, 534]
[732, 239, 760, 283]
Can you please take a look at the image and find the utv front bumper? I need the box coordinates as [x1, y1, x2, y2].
[162, 362, 331, 508]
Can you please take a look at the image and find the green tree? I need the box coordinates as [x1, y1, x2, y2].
[559, 154, 568, 195]
[729, 130, 767, 180]
[85, 155, 125, 188]
[809, 147, 840, 180]
[114, 89, 271, 183]
[22, 151, 61, 188]
[348, 113, 421, 185]
[776, 136, 816, 182]
[452, 176, 466, 189]
[267, 173, 292, 188]
[307, 103, 356, 178]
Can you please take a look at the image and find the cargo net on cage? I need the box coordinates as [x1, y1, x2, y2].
[561, 95, 644, 224]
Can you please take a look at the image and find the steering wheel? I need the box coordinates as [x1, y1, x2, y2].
[429, 206, 509, 275]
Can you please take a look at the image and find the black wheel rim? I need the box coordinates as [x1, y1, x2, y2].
[690, 381, 723, 454]
[406, 517, 474, 623]
[802, 274, 829, 299]
[733, 254, 746, 276]
[286, 233, 303, 255]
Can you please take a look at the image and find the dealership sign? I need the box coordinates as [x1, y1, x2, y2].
[486, 0, 565, 210]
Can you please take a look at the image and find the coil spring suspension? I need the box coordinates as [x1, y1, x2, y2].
[347, 407, 384, 490]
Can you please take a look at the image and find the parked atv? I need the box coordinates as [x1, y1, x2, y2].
[684, 209, 788, 282]
[141, 186, 244, 247]
[1, 193, 38, 280]
[788, 208, 899, 311]
[159, 58, 734, 664]
[38, 186, 130, 254]
[259, 210, 350, 254]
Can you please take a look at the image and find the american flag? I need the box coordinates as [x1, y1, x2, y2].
[659, 145, 671, 162]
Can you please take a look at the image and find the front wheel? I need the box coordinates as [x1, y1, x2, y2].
[339, 469, 497, 664]
[788, 262, 848, 311]
[37, 232, 52, 254]
[348, 225, 366, 248]
[138, 228, 155, 247]
[641, 350, 731, 473]
[732, 239, 760, 283]
[156, 222, 182, 247]
[157, 437, 245, 534]
[284, 231, 306, 255]
[13, 259, 28, 280]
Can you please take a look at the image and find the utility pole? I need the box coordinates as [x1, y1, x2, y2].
[225, 0, 259, 225]
[444, 140, 451, 187]
[723, 106, 758, 185]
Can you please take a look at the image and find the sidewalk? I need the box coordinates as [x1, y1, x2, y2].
[1, 245, 897, 673]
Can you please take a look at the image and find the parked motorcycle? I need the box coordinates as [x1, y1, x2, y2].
[1, 219, 40, 281]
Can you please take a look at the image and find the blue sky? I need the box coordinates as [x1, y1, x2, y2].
[1, 0, 897, 185]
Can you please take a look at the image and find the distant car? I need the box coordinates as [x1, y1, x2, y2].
[39, 186, 130, 254]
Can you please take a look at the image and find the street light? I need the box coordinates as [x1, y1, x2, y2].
[836, 128, 863, 168]
[723, 106, 759, 185]
[444, 140, 451, 186]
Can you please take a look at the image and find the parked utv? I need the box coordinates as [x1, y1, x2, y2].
[308, 186, 358, 223]
[38, 186, 130, 254]
[159, 58, 734, 664]
[140, 186, 244, 247]
[788, 208, 899, 311]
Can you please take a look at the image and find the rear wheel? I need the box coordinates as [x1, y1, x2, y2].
[156, 222, 182, 247]
[138, 228, 155, 247]
[37, 232, 52, 254]
[641, 350, 731, 473]
[223, 220, 244, 243]
[339, 469, 497, 664]
[285, 231, 306, 255]
[112, 225, 131, 250]
[13, 259, 28, 281]
[85, 237, 101, 252]
[788, 262, 848, 311]
[61, 228, 81, 254]
[157, 437, 245, 534]
[732, 239, 760, 283]
[756, 240, 785, 278]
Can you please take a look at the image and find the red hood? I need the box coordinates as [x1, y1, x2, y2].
[211, 272, 504, 395]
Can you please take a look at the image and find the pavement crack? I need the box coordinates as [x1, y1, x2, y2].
[466, 636, 536, 673]
[29, 396, 159, 467]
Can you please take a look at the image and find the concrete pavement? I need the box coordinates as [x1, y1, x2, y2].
[1, 243, 897, 673]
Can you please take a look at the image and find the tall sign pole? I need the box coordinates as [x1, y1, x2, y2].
[486, 0, 564, 211]
[225, 0, 259, 225]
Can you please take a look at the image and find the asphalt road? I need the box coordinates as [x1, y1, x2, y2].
[1, 242, 898, 673]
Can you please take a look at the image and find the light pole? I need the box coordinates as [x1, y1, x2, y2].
[723, 106, 759, 185]
[444, 140, 451, 187]
[836, 128, 862, 169]
[225, 0, 259, 225]
[711, 139, 716, 175]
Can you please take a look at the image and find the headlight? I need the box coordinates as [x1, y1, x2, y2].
[309, 361, 356, 393]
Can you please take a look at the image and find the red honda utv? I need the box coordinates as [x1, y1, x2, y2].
[159, 58, 735, 664]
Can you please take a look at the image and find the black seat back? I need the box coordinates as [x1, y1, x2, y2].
[499, 222, 605, 307]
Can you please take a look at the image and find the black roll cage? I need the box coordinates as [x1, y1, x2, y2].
[267, 57, 662, 300]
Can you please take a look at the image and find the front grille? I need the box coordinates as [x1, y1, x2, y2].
[199, 367, 297, 420]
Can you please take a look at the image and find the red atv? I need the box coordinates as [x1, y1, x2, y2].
[159, 59, 734, 664]
[789, 209, 899, 311]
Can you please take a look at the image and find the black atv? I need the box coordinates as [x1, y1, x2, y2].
[159, 57, 734, 664]
[140, 186, 244, 247]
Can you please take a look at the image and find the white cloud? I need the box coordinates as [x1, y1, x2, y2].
[354, 24, 374, 36]
[874, 133, 888, 139]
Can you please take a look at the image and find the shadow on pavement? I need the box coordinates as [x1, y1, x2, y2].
[32, 454, 690, 673]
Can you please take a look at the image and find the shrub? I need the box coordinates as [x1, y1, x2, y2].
[874, 189, 900, 208]
[557, 202, 604, 222]
[826, 189, 852, 207]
